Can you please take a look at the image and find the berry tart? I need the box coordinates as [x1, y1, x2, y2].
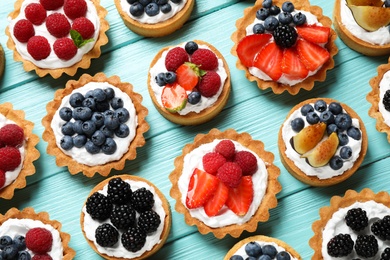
[231, 0, 338, 95]
[114, 0, 194, 37]
[224, 235, 301, 260]
[80, 175, 171, 259]
[0, 44, 5, 78]
[42, 73, 149, 177]
[148, 40, 231, 125]
[310, 188, 390, 259]
[0, 207, 75, 259]
[6, 0, 109, 78]
[278, 98, 368, 186]
[0, 102, 40, 200]
[169, 128, 281, 239]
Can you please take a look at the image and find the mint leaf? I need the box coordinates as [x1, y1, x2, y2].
[70, 29, 94, 48]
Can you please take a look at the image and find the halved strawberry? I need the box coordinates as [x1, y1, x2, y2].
[253, 42, 283, 81]
[236, 34, 272, 67]
[186, 168, 219, 209]
[282, 47, 309, 80]
[204, 181, 229, 217]
[296, 25, 330, 44]
[176, 62, 204, 91]
[296, 38, 330, 71]
[225, 176, 253, 216]
[161, 83, 187, 113]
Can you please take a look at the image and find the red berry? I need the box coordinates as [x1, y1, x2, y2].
[27, 36, 51, 60]
[0, 147, 21, 172]
[215, 140, 235, 160]
[236, 34, 272, 67]
[202, 152, 226, 175]
[225, 176, 253, 216]
[26, 228, 53, 254]
[161, 83, 188, 112]
[253, 41, 283, 81]
[186, 168, 219, 209]
[0, 169, 5, 188]
[176, 63, 199, 91]
[13, 19, 35, 43]
[32, 254, 53, 260]
[0, 140, 4, 148]
[190, 48, 218, 70]
[165, 47, 189, 72]
[216, 162, 242, 188]
[64, 0, 87, 20]
[40, 0, 64, 10]
[0, 124, 24, 147]
[53, 38, 77, 60]
[234, 151, 258, 176]
[71, 17, 95, 39]
[198, 71, 221, 97]
[25, 3, 47, 25]
[46, 13, 71, 38]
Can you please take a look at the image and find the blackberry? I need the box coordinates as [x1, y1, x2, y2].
[86, 192, 113, 221]
[107, 177, 132, 205]
[355, 234, 378, 258]
[381, 247, 390, 260]
[272, 24, 297, 48]
[95, 223, 119, 247]
[345, 207, 368, 231]
[327, 233, 354, 257]
[131, 187, 154, 212]
[121, 227, 147, 252]
[371, 215, 390, 240]
[110, 204, 136, 230]
[383, 90, 390, 111]
[138, 210, 161, 234]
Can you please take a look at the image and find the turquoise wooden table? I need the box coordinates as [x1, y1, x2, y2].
[1, 0, 390, 259]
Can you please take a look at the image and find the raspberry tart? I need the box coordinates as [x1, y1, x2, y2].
[278, 98, 368, 186]
[148, 40, 231, 125]
[6, 0, 109, 78]
[231, 0, 338, 95]
[114, 0, 194, 37]
[42, 73, 149, 177]
[80, 175, 171, 259]
[169, 128, 281, 239]
[0, 207, 75, 259]
[0, 44, 5, 78]
[0, 103, 40, 200]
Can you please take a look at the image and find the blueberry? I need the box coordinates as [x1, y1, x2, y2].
[130, 2, 144, 16]
[92, 88, 107, 102]
[262, 245, 277, 258]
[229, 256, 244, 260]
[246, 257, 257, 260]
[85, 140, 100, 154]
[91, 130, 106, 146]
[69, 92, 85, 108]
[347, 126, 361, 140]
[154, 0, 168, 4]
[82, 120, 96, 136]
[171, 0, 182, 4]
[2, 244, 18, 260]
[253, 23, 265, 34]
[291, 117, 304, 132]
[262, 0, 272, 8]
[104, 110, 115, 117]
[104, 88, 115, 100]
[185, 41, 198, 55]
[245, 241, 262, 257]
[160, 3, 171, 13]
[104, 114, 120, 130]
[306, 111, 319, 125]
[100, 125, 114, 138]
[61, 122, 75, 136]
[256, 8, 270, 21]
[139, 0, 152, 6]
[155, 72, 166, 86]
[73, 134, 87, 148]
[60, 135, 74, 150]
[102, 138, 117, 155]
[328, 102, 342, 115]
[264, 16, 279, 31]
[329, 156, 343, 170]
[335, 113, 352, 131]
[327, 124, 338, 135]
[338, 132, 349, 146]
[145, 3, 159, 16]
[72, 107, 92, 121]
[292, 12, 306, 25]
[115, 108, 130, 123]
[59, 107, 73, 121]
[73, 120, 84, 134]
[0, 236, 12, 250]
[278, 12, 293, 25]
[91, 112, 105, 128]
[259, 255, 272, 260]
[340, 146, 352, 159]
[84, 90, 94, 99]
[282, 1, 294, 12]
[115, 124, 130, 138]
[164, 71, 176, 84]
[385, 0, 390, 7]
[13, 235, 26, 251]
[127, 0, 137, 4]
[319, 111, 335, 125]
[188, 91, 201, 104]
[96, 101, 110, 112]
[301, 104, 314, 116]
[110, 97, 124, 109]
[276, 251, 291, 260]
[314, 100, 327, 112]
[17, 251, 31, 260]
[269, 5, 281, 15]
[82, 97, 96, 111]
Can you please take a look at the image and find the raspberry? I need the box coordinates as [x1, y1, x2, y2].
[165, 47, 189, 72]
[202, 152, 226, 175]
[25, 3, 47, 25]
[327, 233, 354, 257]
[216, 162, 243, 188]
[32, 255, 53, 260]
[345, 207, 368, 232]
[71, 17, 95, 39]
[0, 147, 21, 172]
[190, 48, 218, 70]
[198, 71, 221, 97]
[27, 36, 51, 60]
[13, 19, 35, 43]
[39, 0, 64, 10]
[0, 169, 5, 188]
[215, 140, 235, 160]
[234, 151, 258, 176]
[53, 38, 77, 60]
[46, 13, 71, 38]
[64, 0, 87, 20]
[0, 124, 24, 147]
[25, 228, 53, 254]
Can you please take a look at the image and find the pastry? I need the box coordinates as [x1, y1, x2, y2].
[42, 73, 149, 177]
[0, 44, 5, 78]
[231, 0, 338, 95]
[310, 188, 390, 259]
[80, 174, 171, 259]
[6, 0, 109, 78]
[114, 0, 194, 37]
[0, 207, 75, 259]
[169, 128, 281, 239]
[148, 40, 231, 125]
[278, 98, 368, 186]
[333, 0, 390, 56]
[224, 235, 301, 260]
[0, 102, 40, 200]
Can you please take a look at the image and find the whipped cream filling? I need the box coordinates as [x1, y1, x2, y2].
[379, 70, 390, 125]
[231, 241, 298, 260]
[281, 103, 362, 179]
[82, 179, 166, 258]
[51, 82, 137, 166]
[8, 0, 100, 69]
[0, 218, 63, 259]
[149, 44, 228, 115]
[178, 139, 268, 228]
[322, 201, 390, 259]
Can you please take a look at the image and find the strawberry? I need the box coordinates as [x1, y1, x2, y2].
[296, 38, 330, 71]
[204, 181, 229, 217]
[39, 0, 64, 11]
[46, 13, 71, 38]
[253, 41, 283, 81]
[216, 162, 242, 188]
[225, 176, 254, 216]
[0, 124, 24, 147]
[190, 48, 218, 70]
[0, 147, 21, 172]
[71, 17, 95, 39]
[198, 71, 221, 97]
[32, 255, 53, 260]
[215, 139, 235, 161]
[176, 63, 203, 91]
[296, 25, 330, 44]
[234, 151, 258, 176]
[64, 0, 87, 20]
[13, 19, 35, 43]
[236, 34, 272, 67]
[281, 47, 309, 80]
[165, 47, 189, 72]
[0, 169, 5, 188]
[27, 36, 51, 61]
[161, 83, 187, 113]
[25, 3, 47, 25]
[202, 152, 226, 175]
[186, 168, 219, 209]
[26, 228, 53, 254]
[53, 38, 77, 60]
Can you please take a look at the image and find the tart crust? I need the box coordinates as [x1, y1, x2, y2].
[0, 103, 40, 200]
[278, 98, 368, 186]
[5, 0, 109, 79]
[169, 128, 281, 239]
[147, 40, 231, 125]
[231, 0, 338, 95]
[41, 73, 149, 177]
[80, 174, 172, 260]
[114, 0, 194, 37]
[0, 44, 5, 78]
[0, 207, 76, 259]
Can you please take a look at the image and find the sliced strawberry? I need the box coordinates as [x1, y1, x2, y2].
[176, 62, 203, 91]
[161, 83, 187, 113]
[225, 176, 253, 216]
[296, 38, 330, 71]
[281, 47, 309, 80]
[186, 168, 219, 209]
[296, 25, 330, 44]
[253, 41, 283, 81]
[204, 181, 229, 217]
[236, 34, 272, 67]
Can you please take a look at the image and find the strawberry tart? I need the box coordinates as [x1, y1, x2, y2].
[114, 0, 194, 37]
[0, 44, 5, 78]
[6, 0, 109, 78]
[148, 40, 231, 125]
[0, 103, 40, 200]
[42, 73, 149, 177]
[169, 128, 281, 238]
[278, 98, 368, 186]
[231, 0, 338, 94]
[80, 175, 171, 259]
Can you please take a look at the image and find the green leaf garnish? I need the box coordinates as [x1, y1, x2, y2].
[70, 29, 94, 48]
